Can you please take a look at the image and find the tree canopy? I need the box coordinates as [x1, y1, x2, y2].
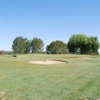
[31, 38, 44, 53]
[11, 34, 99, 55]
[12, 36, 30, 54]
[67, 34, 99, 54]
[46, 40, 67, 54]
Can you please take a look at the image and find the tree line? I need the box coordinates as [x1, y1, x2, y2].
[12, 34, 100, 55]
[12, 37, 44, 54]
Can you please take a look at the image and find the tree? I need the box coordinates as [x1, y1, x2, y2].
[67, 34, 99, 54]
[67, 34, 88, 54]
[31, 38, 44, 53]
[24, 40, 31, 53]
[12, 36, 30, 54]
[46, 40, 67, 54]
[86, 36, 99, 54]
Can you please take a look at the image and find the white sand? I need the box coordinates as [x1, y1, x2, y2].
[29, 60, 65, 64]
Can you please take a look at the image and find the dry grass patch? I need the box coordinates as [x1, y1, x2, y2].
[0, 91, 5, 100]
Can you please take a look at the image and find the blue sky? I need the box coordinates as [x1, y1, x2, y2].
[0, 0, 100, 51]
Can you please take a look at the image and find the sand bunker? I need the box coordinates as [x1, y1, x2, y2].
[29, 60, 66, 64]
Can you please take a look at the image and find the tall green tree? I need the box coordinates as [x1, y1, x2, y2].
[12, 36, 30, 54]
[46, 40, 67, 54]
[24, 40, 31, 53]
[31, 38, 44, 53]
[67, 34, 88, 54]
[86, 36, 99, 54]
[67, 34, 99, 54]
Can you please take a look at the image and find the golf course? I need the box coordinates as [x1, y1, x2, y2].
[0, 54, 100, 100]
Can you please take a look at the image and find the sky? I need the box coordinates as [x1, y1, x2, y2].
[0, 0, 100, 51]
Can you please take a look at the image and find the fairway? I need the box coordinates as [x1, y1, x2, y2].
[0, 54, 100, 100]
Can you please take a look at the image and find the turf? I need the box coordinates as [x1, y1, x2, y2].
[0, 54, 100, 100]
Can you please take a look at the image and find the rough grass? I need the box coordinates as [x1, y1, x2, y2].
[0, 54, 100, 100]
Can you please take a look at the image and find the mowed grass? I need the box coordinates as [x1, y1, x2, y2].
[0, 54, 100, 100]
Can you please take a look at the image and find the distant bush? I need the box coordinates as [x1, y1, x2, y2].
[12, 54, 17, 57]
[0, 50, 13, 55]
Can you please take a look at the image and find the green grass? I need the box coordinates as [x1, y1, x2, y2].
[0, 54, 100, 100]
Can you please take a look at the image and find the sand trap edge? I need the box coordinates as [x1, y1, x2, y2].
[29, 59, 67, 65]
